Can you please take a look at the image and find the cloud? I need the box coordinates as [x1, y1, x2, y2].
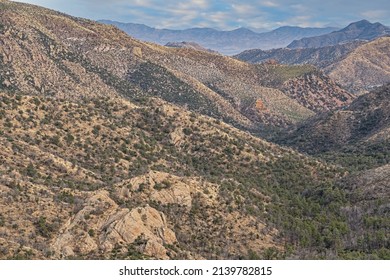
[11, 0, 390, 30]
[231, 3, 264, 17]
[261, 1, 279, 8]
[361, 10, 389, 20]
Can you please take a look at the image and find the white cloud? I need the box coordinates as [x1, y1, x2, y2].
[290, 4, 308, 13]
[261, 1, 279, 7]
[231, 4, 263, 16]
[361, 10, 388, 20]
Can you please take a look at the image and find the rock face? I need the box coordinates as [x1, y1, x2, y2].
[114, 171, 218, 209]
[101, 206, 176, 259]
[51, 190, 177, 259]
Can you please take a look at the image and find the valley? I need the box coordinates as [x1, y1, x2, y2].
[0, 0, 389, 260]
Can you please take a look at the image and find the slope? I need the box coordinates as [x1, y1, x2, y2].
[251, 63, 354, 113]
[0, 0, 363, 260]
[326, 37, 390, 93]
[235, 41, 365, 68]
[278, 84, 390, 170]
[237, 36, 390, 94]
[336, 164, 390, 259]
[0, 0, 314, 134]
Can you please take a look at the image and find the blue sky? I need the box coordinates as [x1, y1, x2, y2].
[13, 0, 390, 30]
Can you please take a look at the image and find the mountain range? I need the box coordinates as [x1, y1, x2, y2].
[288, 20, 390, 49]
[236, 36, 390, 94]
[235, 40, 365, 68]
[98, 20, 338, 55]
[0, 0, 388, 260]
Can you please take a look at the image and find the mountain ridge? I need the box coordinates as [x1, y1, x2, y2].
[99, 20, 338, 55]
[236, 36, 390, 94]
[288, 20, 390, 49]
[235, 40, 366, 68]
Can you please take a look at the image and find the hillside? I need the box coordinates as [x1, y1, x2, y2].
[0, 0, 323, 135]
[275, 85, 390, 257]
[0, 0, 346, 260]
[278, 84, 390, 170]
[237, 36, 390, 94]
[251, 64, 354, 113]
[280, 72, 354, 112]
[336, 164, 390, 258]
[326, 37, 390, 93]
[99, 20, 337, 55]
[235, 41, 365, 68]
[0, 0, 388, 260]
[288, 20, 390, 49]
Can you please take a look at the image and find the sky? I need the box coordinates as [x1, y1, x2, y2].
[12, 0, 390, 30]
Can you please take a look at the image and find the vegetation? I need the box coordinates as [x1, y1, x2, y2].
[128, 61, 223, 118]
[0, 0, 388, 261]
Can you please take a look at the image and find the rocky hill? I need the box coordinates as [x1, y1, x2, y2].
[326, 37, 390, 93]
[235, 41, 365, 68]
[99, 20, 337, 55]
[0, 0, 314, 134]
[247, 63, 354, 113]
[280, 72, 354, 112]
[288, 20, 390, 49]
[3, 0, 344, 135]
[237, 36, 390, 94]
[0, 0, 388, 260]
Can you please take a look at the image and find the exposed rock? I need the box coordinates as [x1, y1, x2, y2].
[101, 206, 176, 259]
[51, 190, 177, 259]
[132, 46, 143, 58]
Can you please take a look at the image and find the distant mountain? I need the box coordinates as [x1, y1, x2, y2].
[236, 36, 390, 94]
[165, 41, 218, 54]
[98, 20, 337, 55]
[288, 20, 390, 49]
[235, 41, 365, 68]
